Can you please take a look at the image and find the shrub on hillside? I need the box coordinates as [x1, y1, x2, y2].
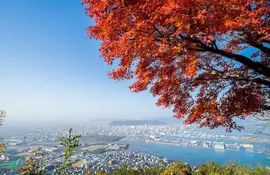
[107, 162, 269, 175]
[162, 162, 192, 175]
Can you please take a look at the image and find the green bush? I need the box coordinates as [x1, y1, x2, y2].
[162, 162, 192, 175]
[112, 164, 138, 175]
[108, 162, 269, 175]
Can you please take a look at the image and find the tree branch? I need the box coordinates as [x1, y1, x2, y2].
[185, 35, 270, 78]
[247, 40, 270, 56]
[152, 27, 270, 79]
[208, 48, 270, 78]
[196, 76, 270, 87]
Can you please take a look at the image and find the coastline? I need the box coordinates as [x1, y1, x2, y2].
[145, 141, 262, 154]
[120, 138, 269, 166]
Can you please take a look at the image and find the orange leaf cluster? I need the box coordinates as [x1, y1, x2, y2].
[84, 0, 270, 131]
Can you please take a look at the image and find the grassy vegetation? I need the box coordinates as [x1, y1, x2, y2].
[95, 162, 270, 175]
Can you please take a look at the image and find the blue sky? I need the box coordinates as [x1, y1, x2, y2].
[0, 0, 172, 122]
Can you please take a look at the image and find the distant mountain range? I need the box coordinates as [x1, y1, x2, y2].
[109, 120, 168, 126]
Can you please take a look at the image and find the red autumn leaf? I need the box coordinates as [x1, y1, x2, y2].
[83, 0, 270, 131]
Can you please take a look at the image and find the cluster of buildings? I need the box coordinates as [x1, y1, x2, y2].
[0, 122, 267, 174]
[90, 125, 262, 144]
[148, 138, 255, 151]
[92, 125, 257, 151]
[1, 146, 171, 175]
[71, 151, 170, 174]
[2, 124, 264, 147]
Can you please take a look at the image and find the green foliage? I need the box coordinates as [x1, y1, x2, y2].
[143, 166, 164, 175]
[251, 165, 269, 175]
[112, 165, 152, 175]
[109, 162, 269, 175]
[19, 151, 47, 175]
[112, 164, 138, 175]
[96, 170, 109, 175]
[0, 138, 5, 154]
[112, 164, 164, 175]
[0, 110, 5, 125]
[0, 110, 6, 153]
[195, 162, 231, 175]
[55, 128, 81, 175]
[162, 162, 192, 175]
[228, 163, 270, 175]
[85, 166, 91, 175]
[188, 162, 269, 175]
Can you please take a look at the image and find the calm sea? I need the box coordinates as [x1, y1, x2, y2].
[118, 138, 270, 166]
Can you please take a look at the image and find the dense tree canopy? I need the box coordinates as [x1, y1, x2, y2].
[83, 0, 270, 131]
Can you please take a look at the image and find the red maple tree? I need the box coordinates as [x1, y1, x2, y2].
[83, 0, 270, 131]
